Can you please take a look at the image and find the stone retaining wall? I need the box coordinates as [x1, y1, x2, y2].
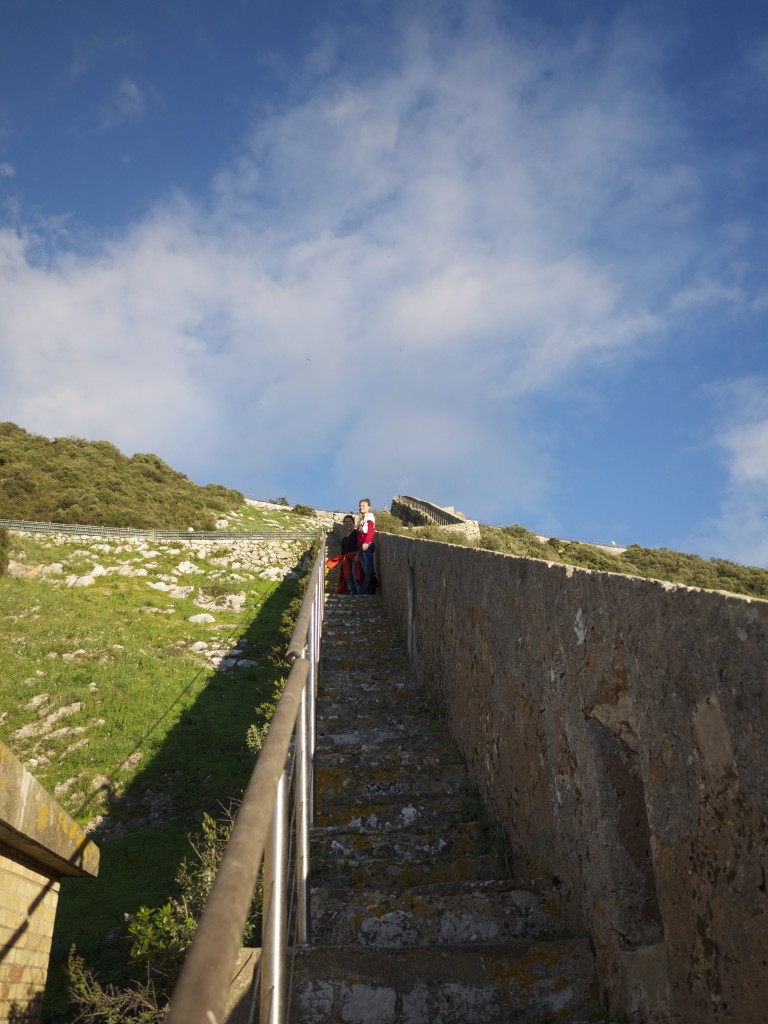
[375, 533, 768, 1024]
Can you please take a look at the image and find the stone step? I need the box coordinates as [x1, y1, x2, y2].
[315, 734, 461, 769]
[311, 831, 510, 887]
[318, 680, 432, 709]
[315, 764, 468, 804]
[313, 851, 509, 892]
[312, 820, 507, 866]
[316, 711, 448, 743]
[315, 793, 466, 831]
[291, 940, 597, 1024]
[311, 880, 570, 948]
[320, 662, 414, 685]
[312, 824, 510, 889]
[317, 704, 439, 733]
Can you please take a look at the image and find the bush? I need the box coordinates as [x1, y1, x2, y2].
[292, 503, 315, 517]
[0, 527, 8, 576]
[0, 422, 244, 529]
[67, 949, 167, 1024]
[68, 807, 261, 1022]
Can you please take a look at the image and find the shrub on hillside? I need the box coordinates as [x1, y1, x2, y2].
[618, 545, 768, 600]
[384, 503, 768, 600]
[0, 527, 8, 576]
[292, 503, 315, 517]
[68, 806, 262, 1022]
[0, 422, 244, 530]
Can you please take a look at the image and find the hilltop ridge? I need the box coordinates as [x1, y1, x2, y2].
[0, 422, 243, 531]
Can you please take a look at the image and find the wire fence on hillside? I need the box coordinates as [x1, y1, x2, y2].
[0, 519, 319, 542]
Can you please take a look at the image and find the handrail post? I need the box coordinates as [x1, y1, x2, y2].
[261, 769, 289, 1024]
[295, 684, 311, 945]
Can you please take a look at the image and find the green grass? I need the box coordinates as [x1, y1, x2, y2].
[1, 541, 298, 825]
[217, 501, 325, 532]
[0, 522, 313, 1020]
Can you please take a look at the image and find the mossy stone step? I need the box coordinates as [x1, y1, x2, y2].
[311, 880, 570, 948]
[311, 823, 511, 888]
[315, 793, 466, 830]
[312, 851, 509, 891]
[316, 735, 461, 769]
[315, 763, 468, 803]
[312, 820, 508, 865]
[291, 940, 597, 1024]
[316, 710, 449, 740]
[317, 697, 438, 723]
[317, 679, 428, 704]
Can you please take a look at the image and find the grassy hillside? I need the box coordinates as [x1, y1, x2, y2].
[0, 526, 314, 1020]
[377, 511, 768, 600]
[0, 422, 243, 531]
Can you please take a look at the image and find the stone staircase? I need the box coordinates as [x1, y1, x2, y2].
[290, 594, 598, 1023]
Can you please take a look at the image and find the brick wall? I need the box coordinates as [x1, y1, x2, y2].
[0, 742, 99, 1023]
[0, 847, 59, 1023]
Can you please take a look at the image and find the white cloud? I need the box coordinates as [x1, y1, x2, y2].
[0, 163, 14, 179]
[98, 77, 155, 129]
[0, 12, 753, 522]
[685, 379, 768, 567]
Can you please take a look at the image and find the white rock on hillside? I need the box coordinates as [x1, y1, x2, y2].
[68, 575, 95, 587]
[176, 560, 203, 574]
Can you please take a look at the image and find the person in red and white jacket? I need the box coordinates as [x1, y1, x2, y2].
[355, 498, 376, 594]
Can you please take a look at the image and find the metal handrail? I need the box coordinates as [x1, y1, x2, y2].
[167, 532, 326, 1024]
[394, 495, 466, 526]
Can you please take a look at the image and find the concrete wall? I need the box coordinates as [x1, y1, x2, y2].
[375, 533, 768, 1024]
[0, 742, 100, 1023]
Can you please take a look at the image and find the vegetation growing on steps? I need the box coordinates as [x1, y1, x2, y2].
[376, 510, 768, 601]
[0, 422, 244, 530]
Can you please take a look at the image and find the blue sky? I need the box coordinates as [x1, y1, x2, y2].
[1, 1, 768, 566]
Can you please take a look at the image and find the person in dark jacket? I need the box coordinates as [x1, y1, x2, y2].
[340, 514, 361, 594]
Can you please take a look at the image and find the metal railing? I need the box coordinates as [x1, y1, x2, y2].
[0, 518, 317, 541]
[393, 495, 466, 526]
[166, 533, 326, 1024]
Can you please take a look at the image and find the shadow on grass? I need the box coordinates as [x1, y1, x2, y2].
[44, 565, 305, 1021]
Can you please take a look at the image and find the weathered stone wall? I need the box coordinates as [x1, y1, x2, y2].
[376, 533, 768, 1024]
